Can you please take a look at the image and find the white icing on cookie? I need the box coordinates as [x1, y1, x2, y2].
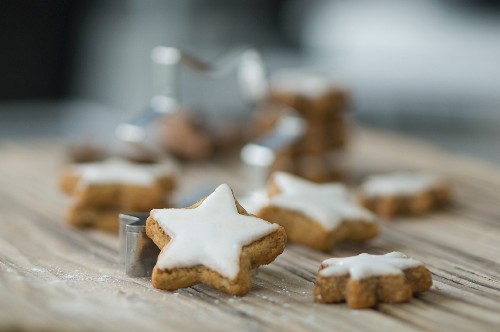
[361, 172, 442, 197]
[153, 184, 279, 280]
[267, 172, 375, 230]
[238, 189, 269, 215]
[320, 252, 423, 279]
[272, 70, 336, 98]
[74, 158, 174, 187]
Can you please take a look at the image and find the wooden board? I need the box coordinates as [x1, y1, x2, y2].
[1, 128, 499, 332]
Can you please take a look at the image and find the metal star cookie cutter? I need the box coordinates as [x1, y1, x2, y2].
[116, 45, 268, 146]
[119, 213, 160, 277]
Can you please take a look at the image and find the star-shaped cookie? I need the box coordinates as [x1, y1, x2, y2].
[60, 158, 176, 191]
[358, 172, 451, 217]
[257, 172, 378, 251]
[146, 184, 287, 296]
[59, 158, 176, 231]
[314, 252, 433, 308]
[60, 158, 176, 210]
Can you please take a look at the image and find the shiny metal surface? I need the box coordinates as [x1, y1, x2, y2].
[119, 213, 160, 278]
[116, 46, 268, 145]
[240, 110, 306, 167]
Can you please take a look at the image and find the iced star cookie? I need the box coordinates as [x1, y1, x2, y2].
[146, 184, 287, 296]
[257, 172, 378, 251]
[60, 158, 175, 198]
[314, 252, 432, 309]
[269, 70, 349, 119]
[60, 158, 176, 231]
[358, 172, 451, 218]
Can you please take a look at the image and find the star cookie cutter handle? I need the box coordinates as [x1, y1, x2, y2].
[240, 110, 305, 167]
[240, 110, 305, 190]
[119, 213, 160, 277]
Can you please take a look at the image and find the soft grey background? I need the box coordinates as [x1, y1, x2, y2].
[1, 0, 499, 163]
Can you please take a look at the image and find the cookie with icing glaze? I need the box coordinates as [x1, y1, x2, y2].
[146, 184, 287, 296]
[257, 172, 378, 251]
[269, 70, 349, 119]
[60, 158, 176, 231]
[60, 158, 176, 197]
[358, 172, 451, 218]
[314, 252, 432, 308]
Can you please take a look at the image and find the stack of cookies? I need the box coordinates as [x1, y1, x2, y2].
[255, 70, 350, 183]
[59, 158, 176, 232]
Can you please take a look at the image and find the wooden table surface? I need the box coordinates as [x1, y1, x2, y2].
[1, 128, 499, 332]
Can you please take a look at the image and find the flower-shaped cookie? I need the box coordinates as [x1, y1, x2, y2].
[146, 184, 287, 296]
[258, 172, 378, 251]
[314, 252, 432, 308]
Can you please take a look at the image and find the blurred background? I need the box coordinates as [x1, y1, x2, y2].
[1, 0, 500, 162]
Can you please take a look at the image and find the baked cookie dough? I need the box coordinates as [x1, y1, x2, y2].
[146, 184, 287, 296]
[60, 158, 176, 232]
[258, 172, 378, 251]
[358, 172, 451, 218]
[314, 252, 432, 309]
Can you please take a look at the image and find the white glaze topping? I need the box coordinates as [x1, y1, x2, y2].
[153, 184, 279, 280]
[319, 252, 423, 279]
[74, 158, 174, 187]
[271, 70, 336, 98]
[268, 172, 375, 230]
[361, 172, 442, 197]
[238, 189, 269, 215]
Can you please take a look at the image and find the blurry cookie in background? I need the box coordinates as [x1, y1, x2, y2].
[59, 157, 177, 232]
[251, 69, 351, 183]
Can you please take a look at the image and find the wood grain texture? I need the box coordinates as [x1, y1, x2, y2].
[1, 128, 500, 332]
